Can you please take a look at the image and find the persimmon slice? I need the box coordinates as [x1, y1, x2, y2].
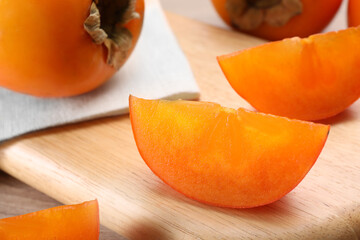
[348, 0, 360, 27]
[0, 200, 99, 239]
[130, 96, 329, 208]
[218, 27, 360, 121]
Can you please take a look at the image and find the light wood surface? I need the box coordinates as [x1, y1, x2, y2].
[1, 13, 360, 239]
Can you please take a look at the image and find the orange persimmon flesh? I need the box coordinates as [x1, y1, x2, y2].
[0, 200, 99, 239]
[348, 0, 360, 27]
[218, 27, 360, 121]
[130, 96, 329, 208]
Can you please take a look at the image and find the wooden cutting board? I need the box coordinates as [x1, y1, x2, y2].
[1, 12, 360, 240]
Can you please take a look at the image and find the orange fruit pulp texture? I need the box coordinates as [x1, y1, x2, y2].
[0, 0, 144, 97]
[218, 27, 360, 121]
[348, 0, 360, 27]
[130, 96, 330, 208]
[0, 200, 99, 239]
[212, 0, 343, 41]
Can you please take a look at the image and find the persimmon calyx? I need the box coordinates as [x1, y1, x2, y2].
[84, 0, 140, 69]
[226, 0, 303, 30]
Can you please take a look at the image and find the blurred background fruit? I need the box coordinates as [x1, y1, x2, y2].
[161, 0, 348, 37]
[211, 0, 343, 40]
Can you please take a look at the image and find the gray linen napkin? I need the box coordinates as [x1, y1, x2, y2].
[0, 0, 200, 142]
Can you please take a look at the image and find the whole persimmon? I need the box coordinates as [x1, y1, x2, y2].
[0, 0, 144, 97]
[348, 0, 360, 27]
[212, 0, 342, 41]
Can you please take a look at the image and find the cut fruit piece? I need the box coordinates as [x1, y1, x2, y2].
[0, 200, 99, 239]
[217, 27, 360, 121]
[348, 0, 360, 27]
[130, 96, 329, 208]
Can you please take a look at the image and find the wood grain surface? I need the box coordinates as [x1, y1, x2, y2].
[0, 12, 360, 240]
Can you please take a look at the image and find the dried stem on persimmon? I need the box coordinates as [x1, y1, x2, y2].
[226, 0, 303, 30]
[84, 0, 139, 69]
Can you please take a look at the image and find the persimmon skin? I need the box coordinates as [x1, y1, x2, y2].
[218, 27, 360, 121]
[0, 0, 144, 97]
[212, 0, 342, 41]
[348, 0, 360, 27]
[130, 96, 329, 208]
[0, 200, 99, 239]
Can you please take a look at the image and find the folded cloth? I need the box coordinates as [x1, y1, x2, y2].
[0, 0, 200, 142]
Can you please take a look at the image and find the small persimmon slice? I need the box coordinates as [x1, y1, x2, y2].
[0, 200, 99, 239]
[348, 0, 360, 27]
[130, 96, 329, 208]
[217, 27, 360, 121]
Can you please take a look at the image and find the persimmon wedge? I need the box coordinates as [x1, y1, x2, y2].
[218, 27, 360, 121]
[348, 0, 360, 27]
[130, 96, 329, 208]
[0, 200, 99, 239]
